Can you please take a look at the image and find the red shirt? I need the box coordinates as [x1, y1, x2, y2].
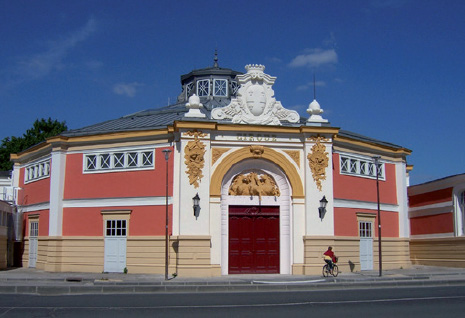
[324, 250, 336, 262]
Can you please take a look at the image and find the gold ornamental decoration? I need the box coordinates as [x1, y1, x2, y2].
[211, 148, 230, 165]
[229, 172, 280, 200]
[184, 130, 207, 188]
[249, 145, 264, 158]
[307, 136, 329, 191]
[284, 150, 300, 167]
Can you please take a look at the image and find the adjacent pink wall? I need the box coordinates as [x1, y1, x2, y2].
[62, 205, 172, 236]
[334, 207, 399, 238]
[409, 188, 452, 208]
[18, 168, 51, 206]
[64, 148, 172, 200]
[333, 153, 398, 205]
[410, 213, 454, 235]
[24, 210, 49, 237]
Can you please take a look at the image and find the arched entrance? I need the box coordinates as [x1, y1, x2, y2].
[220, 159, 292, 275]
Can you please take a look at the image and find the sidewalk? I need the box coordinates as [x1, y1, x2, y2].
[1, 265, 465, 295]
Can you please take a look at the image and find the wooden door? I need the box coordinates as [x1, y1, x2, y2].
[229, 206, 279, 274]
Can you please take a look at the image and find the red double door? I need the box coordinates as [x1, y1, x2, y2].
[228, 205, 280, 274]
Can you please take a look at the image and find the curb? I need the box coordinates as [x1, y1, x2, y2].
[2, 277, 465, 295]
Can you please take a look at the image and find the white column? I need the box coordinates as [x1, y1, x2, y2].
[304, 138, 334, 236]
[49, 151, 66, 237]
[178, 133, 211, 235]
[396, 162, 410, 238]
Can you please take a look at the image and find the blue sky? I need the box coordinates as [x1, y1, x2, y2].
[0, 0, 464, 185]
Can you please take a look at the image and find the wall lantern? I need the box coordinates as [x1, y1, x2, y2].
[319, 195, 328, 219]
[193, 193, 200, 218]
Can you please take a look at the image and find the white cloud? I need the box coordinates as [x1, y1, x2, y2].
[266, 57, 282, 63]
[296, 80, 326, 91]
[289, 49, 338, 68]
[113, 82, 143, 97]
[2, 18, 97, 89]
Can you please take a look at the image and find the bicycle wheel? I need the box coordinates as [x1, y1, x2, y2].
[332, 265, 339, 277]
[322, 264, 329, 277]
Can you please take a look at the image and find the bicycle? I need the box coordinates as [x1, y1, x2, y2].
[322, 258, 338, 277]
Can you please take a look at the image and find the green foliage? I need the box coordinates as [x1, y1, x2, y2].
[0, 118, 67, 171]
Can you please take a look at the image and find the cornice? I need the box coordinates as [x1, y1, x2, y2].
[11, 129, 172, 162]
[334, 134, 412, 156]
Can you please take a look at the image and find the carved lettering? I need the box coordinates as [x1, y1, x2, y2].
[236, 133, 277, 142]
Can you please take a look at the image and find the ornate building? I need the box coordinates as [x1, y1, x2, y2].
[11, 59, 412, 276]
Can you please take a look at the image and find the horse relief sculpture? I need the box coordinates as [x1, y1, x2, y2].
[229, 172, 280, 200]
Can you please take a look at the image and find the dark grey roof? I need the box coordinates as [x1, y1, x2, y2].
[180, 66, 242, 84]
[338, 129, 405, 150]
[62, 97, 235, 137]
[63, 103, 187, 137]
[63, 105, 406, 152]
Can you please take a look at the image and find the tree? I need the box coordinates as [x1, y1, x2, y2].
[0, 118, 67, 171]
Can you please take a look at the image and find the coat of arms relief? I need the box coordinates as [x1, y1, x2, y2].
[211, 65, 300, 125]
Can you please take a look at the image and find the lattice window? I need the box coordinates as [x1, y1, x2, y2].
[359, 221, 372, 238]
[30, 221, 39, 237]
[349, 159, 358, 173]
[127, 152, 138, 167]
[86, 155, 97, 170]
[340, 155, 385, 180]
[231, 81, 239, 95]
[360, 161, 368, 175]
[99, 154, 111, 169]
[25, 159, 51, 183]
[340, 157, 349, 173]
[213, 79, 227, 96]
[185, 82, 194, 99]
[197, 79, 210, 97]
[114, 153, 125, 168]
[142, 151, 153, 167]
[84, 149, 155, 173]
[106, 220, 127, 237]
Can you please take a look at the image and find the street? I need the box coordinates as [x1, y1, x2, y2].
[0, 285, 464, 317]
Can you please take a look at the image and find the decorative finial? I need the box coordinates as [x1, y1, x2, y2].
[306, 99, 328, 124]
[185, 94, 206, 118]
[213, 49, 219, 68]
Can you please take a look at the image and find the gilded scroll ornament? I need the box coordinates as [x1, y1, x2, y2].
[184, 130, 207, 188]
[228, 172, 280, 200]
[307, 136, 329, 191]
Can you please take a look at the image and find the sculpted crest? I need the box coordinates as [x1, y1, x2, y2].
[211, 65, 300, 125]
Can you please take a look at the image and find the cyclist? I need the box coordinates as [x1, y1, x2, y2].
[323, 246, 337, 272]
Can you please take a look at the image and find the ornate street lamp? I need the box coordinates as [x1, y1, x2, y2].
[193, 193, 200, 219]
[373, 155, 382, 277]
[319, 195, 328, 220]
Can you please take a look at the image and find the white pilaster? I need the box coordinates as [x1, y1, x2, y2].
[396, 162, 410, 238]
[304, 137, 334, 236]
[178, 132, 211, 235]
[48, 151, 66, 236]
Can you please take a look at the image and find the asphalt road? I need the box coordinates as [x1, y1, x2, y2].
[0, 286, 464, 317]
